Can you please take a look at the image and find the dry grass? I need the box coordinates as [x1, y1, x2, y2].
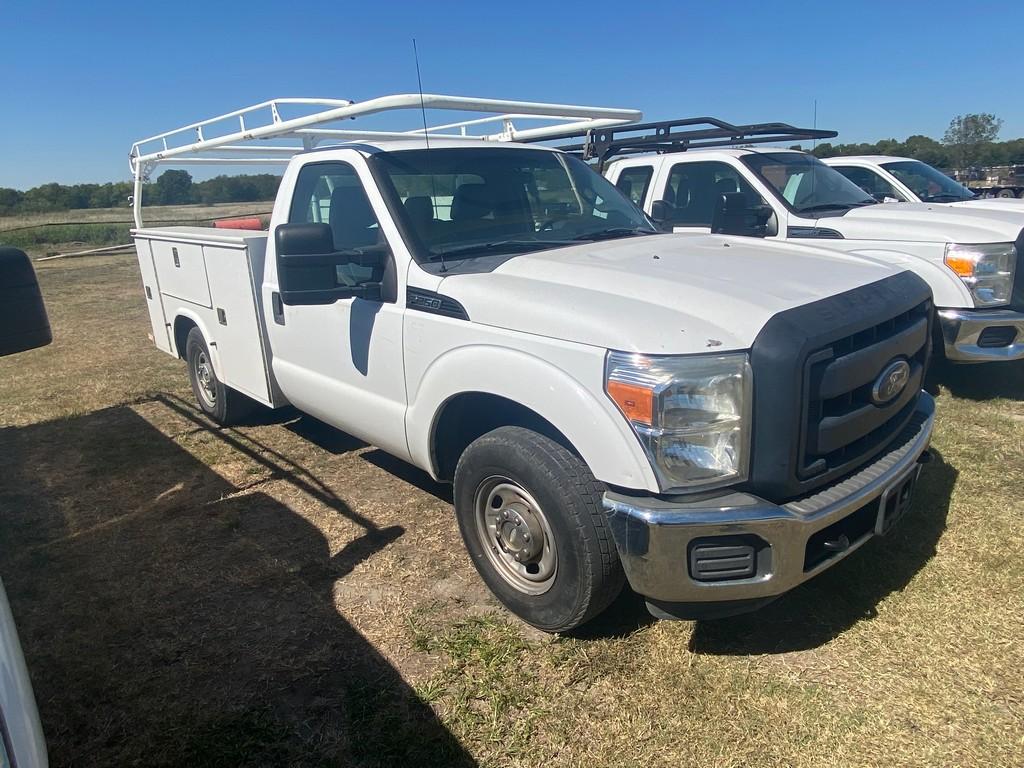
[1, 250, 1022, 767]
[0, 202, 272, 230]
[0, 203, 272, 253]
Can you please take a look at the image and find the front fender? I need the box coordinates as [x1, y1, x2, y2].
[406, 344, 659, 492]
[847, 247, 973, 308]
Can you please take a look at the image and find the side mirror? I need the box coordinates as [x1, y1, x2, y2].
[649, 200, 674, 231]
[0, 247, 52, 357]
[710, 193, 773, 238]
[274, 223, 386, 305]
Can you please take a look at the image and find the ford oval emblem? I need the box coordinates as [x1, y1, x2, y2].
[871, 359, 911, 405]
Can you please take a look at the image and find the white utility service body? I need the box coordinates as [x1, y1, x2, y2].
[131, 95, 937, 630]
[606, 147, 1024, 362]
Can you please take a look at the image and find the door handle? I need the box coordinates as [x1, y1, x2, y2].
[271, 291, 285, 325]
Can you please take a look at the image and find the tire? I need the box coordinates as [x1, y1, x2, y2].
[1017, 189, 1024, 200]
[998, 188, 1016, 198]
[453, 426, 625, 632]
[185, 327, 254, 425]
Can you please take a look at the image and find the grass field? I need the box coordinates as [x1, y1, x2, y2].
[0, 202, 272, 252]
[0, 250, 1022, 767]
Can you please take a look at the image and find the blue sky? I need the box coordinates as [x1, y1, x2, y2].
[3, 0, 1021, 190]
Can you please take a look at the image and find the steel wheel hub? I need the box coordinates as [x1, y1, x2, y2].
[473, 476, 557, 595]
[195, 351, 216, 406]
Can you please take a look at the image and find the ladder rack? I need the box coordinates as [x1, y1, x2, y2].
[525, 116, 838, 169]
[128, 93, 641, 226]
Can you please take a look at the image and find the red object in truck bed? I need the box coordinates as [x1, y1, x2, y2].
[213, 217, 264, 231]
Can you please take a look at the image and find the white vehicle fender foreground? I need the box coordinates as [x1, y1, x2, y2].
[405, 343, 659, 492]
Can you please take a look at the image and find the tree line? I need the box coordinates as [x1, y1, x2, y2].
[0, 171, 281, 216]
[810, 113, 1021, 169]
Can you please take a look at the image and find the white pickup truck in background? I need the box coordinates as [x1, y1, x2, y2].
[131, 96, 937, 630]
[582, 118, 1024, 363]
[823, 155, 1024, 211]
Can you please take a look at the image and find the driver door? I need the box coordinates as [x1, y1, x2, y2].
[266, 157, 410, 460]
[660, 161, 769, 235]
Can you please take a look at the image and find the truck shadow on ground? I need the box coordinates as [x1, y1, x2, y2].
[689, 449, 956, 656]
[926, 358, 1024, 401]
[0, 401, 476, 768]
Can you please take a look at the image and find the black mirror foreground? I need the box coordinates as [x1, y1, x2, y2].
[711, 192, 773, 238]
[0, 247, 51, 357]
[274, 223, 386, 305]
[649, 200, 674, 230]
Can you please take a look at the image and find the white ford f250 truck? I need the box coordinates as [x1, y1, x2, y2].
[823, 155, 1024, 210]
[586, 118, 1024, 364]
[130, 96, 937, 631]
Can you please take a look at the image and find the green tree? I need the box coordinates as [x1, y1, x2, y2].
[943, 113, 1003, 169]
[155, 169, 194, 205]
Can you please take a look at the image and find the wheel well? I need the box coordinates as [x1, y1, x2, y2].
[431, 392, 573, 482]
[172, 316, 198, 360]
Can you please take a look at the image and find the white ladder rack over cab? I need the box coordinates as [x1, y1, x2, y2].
[128, 93, 643, 226]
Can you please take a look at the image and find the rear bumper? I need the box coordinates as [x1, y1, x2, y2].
[602, 393, 935, 612]
[938, 308, 1024, 362]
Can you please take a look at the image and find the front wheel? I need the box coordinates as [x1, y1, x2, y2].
[453, 426, 625, 632]
[185, 327, 253, 425]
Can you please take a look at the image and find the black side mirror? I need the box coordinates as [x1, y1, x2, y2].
[274, 223, 387, 305]
[710, 193, 773, 238]
[0, 247, 51, 357]
[649, 200, 674, 231]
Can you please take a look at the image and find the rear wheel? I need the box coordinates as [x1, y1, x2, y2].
[998, 188, 1017, 198]
[453, 426, 625, 632]
[185, 327, 253, 425]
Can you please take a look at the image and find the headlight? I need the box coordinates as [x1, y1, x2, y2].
[944, 242, 1016, 307]
[605, 351, 752, 492]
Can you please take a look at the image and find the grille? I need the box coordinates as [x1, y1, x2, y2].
[799, 300, 931, 480]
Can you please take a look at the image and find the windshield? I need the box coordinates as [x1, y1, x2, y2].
[880, 160, 975, 202]
[371, 147, 657, 262]
[741, 152, 877, 216]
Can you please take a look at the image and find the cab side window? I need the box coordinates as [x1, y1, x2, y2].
[664, 161, 767, 227]
[288, 162, 391, 295]
[615, 166, 654, 207]
[288, 162, 383, 251]
[833, 166, 905, 201]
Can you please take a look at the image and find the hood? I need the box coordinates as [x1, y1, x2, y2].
[948, 198, 1024, 214]
[820, 202, 1024, 243]
[436, 235, 906, 354]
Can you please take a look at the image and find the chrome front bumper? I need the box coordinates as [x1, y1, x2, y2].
[602, 393, 935, 613]
[938, 308, 1024, 362]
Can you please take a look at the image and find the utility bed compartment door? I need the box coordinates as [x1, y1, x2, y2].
[203, 244, 272, 404]
[151, 241, 212, 307]
[134, 240, 173, 353]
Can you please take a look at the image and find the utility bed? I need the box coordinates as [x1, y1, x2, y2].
[132, 226, 278, 407]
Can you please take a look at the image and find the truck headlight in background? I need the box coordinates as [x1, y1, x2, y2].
[605, 351, 752, 491]
[944, 242, 1016, 307]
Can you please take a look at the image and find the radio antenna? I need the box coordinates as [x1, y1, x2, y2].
[412, 38, 446, 273]
[413, 39, 430, 151]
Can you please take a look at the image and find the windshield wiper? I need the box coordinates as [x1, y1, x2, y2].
[428, 239, 569, 261]
[796, 200, 874, 214]
[924, 193, 970, 202]
[572, 227, 660, 242]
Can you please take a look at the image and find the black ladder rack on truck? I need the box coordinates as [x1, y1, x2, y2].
[524, 116, 837, 170]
